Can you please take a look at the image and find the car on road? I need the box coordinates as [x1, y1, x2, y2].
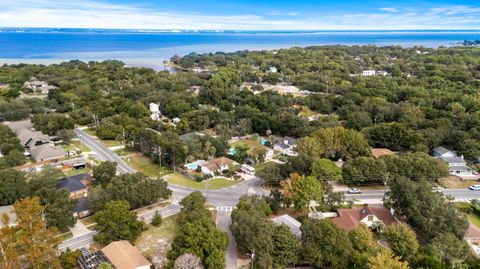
[469, 185, 480, 191]
[348, 188, 362, 194]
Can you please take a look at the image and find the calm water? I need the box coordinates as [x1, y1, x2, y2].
[1, 29, 480, 70]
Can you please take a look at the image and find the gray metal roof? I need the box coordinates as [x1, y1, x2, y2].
[271, 214, 302, 238]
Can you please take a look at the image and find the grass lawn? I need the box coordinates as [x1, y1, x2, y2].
[231, 139, 266, 152]
[70, 140, 91, 152]
[84, 128, 122, 147]
[255, 161, 275, 170]
[125, 155, 170, 177]
[64, 167, 90, 177]
[114, 148, 134, 156]
[80, 215, 96, 226]
[469, 214, 480, 228]
[165, 172, 242, 189]
[438, 176, 476, 189]
[136, 215, 179, 268]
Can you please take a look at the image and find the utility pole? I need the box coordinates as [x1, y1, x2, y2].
[157, 146, 162, 168]
[249, 249, 255, 269]
[383, 174, 389, 202]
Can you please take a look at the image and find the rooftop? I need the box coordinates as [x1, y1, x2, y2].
[271, 214, 302, 238]
[57, 173, 91, 193]
[331, 204, 398, 231]
[101, 241, 151, 269]
[371, 148, 395, 158]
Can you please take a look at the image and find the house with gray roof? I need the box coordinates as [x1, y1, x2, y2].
[271, 214, 302, 238]
[433, 146, 456, 159]
[30, 144, 65, 162]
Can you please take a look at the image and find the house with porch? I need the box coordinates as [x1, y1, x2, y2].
[330, 204, 398, 232]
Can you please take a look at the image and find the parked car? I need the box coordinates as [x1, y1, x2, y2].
[469, 185, 480, 191]
[348, 188, 362, 194]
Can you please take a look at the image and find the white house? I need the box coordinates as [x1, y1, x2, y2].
[267, 66, 278, 73]
[200, 157, 236, 176]
[172, 117, 181, 124]
[361, 70, 376, 77]
[433, 146, 456, 158]
[273, 137, 297, 156]
[149, 103, 160, 121]
[376, 70, 388, 76]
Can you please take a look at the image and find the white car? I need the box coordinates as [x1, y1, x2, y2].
[469, 185, 480, 191]
[348, 188, 362, 194]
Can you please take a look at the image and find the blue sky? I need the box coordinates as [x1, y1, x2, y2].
[1, 0, 480, 30]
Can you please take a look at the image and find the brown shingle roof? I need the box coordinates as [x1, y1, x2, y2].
[371, 148, 395, 158]
[213, 156, 235, 167]
[101, 241, 151, 269]
[30, 144, 65, 162]
[331, 205, 398, 231]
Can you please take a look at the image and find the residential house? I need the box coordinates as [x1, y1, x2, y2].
[200, 157, 236, 176]
[102, 241, 152, 269]
[376, 70, 388, 76]
[273, 137, 297, 156]
[23, 79, 57, 94]
[433, 146, 456, 158]
[361, 70, 376, 77]
[57, 173, 91, 199]
[149, 103, 160, 121]
[432, 146, 472, 175]
[17, 128, 50, 148]
[30, 144, 66, 162]
[265, 148, 274, 160]
[267, 66, 278, 73]
[74, 197, 92, 219]
[271, 214, 302, 238]
[331, 204, 398, 232]
[172, 117, 181, 124]
[371, 148, 396, 158]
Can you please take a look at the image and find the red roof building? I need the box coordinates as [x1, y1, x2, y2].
[331, 204, 398, 231]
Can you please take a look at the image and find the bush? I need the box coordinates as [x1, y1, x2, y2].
[151, 211, 162, 226]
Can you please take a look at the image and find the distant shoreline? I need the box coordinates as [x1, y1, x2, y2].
[1, 30, 478, 70]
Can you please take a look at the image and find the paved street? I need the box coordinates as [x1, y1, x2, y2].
[216, 209, 237, 269]
[74, 128, 136, 174]
[66, 129, 480, 251]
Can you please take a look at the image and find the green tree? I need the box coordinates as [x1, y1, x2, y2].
[384, 223, 419, 263]
[151, 210, 162, 226]
[94, 200, 145, 244]
[297, 126, 371, 160]
[301, 219, 354, 269]
[342, 157, 387, 184]
[271, 224, 301, 268]
[388, 178, 468, 241]
[97, 262, 113, 269]
[311, 158, 342, 181]
[59, 249, 82, 269]
[349, 224, 374, 253]
[255, 162, 283, 186]
[93, 161, 117, 187]
[0, 169, 28, 206]
[428, 232, 470, 266]
[367, 249, 410, 269]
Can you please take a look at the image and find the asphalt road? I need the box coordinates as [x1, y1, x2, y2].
[216, 210, 237, 269]
[74, 128, 136, 174]
[68, 129, 480, 251]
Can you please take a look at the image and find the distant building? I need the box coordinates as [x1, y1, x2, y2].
[376, 70, 388, 76]
[371, 148, 396, 158]
[433, 146, 456, 159]
[267, 66, 278, 73]
[271, 214, 302, 238]
[23, 79, 57, 94]
[331, 204, 398, 232]
[432, 146, 472, 175]
[172, 117, 181, 124]
[361, 70, 376, 77]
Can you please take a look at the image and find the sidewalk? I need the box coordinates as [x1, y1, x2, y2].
[69, 219, 91, 237]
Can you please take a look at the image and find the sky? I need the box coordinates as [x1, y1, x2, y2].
[1, 0, 480, 30]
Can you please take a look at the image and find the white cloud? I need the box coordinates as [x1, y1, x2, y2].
[0, 0, 480, 30]
[380, 7, 398, 13]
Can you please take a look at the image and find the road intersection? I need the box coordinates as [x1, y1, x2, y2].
[68, 128, 480, 251]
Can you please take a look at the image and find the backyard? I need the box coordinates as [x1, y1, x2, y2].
[125, 154, 170, 177]
[164, 172, 243, 189]
[136, 215, 179, 269]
